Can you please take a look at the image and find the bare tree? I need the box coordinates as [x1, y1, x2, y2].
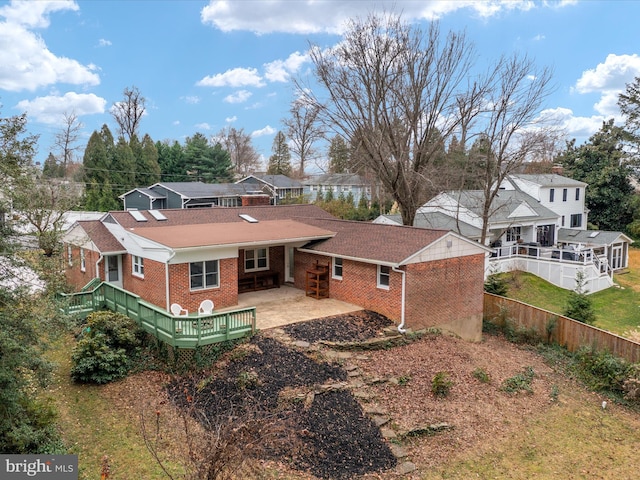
[473, 54, 554, 244]
[213, 127, 261, 177]
[304, 13, 486, 226]
[111, 86, 146, 142]
[53, 111, 83, 177]
[283, 95, 325, 177]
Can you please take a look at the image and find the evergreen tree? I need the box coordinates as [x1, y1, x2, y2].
[111, 136, 136, 197]
[42, 152, 63, 178]
[131, 134, 160, 186]
[328, 134, 350, 173]
[184, 133, 234, 183]
[157, 140, 187, 181]
[267, 131, 292, 176]
[563, 270, 596, 324]
[556, 120, 635, 231]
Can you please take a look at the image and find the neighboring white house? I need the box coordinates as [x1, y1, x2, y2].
[374, 173, 632, 293]
[303, 173, 377, 205]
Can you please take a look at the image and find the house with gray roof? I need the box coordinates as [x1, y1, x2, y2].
[62, 204, 489, 341]
[120, 181, 270, 210]
[402, 173, 632, 293]
[303, 173, 378, 205]
[235, 174, 304, 204]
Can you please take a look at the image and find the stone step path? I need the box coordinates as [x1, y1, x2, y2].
[263, 327, 418, 475]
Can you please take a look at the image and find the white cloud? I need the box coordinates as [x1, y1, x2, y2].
[537, 106, 608, 140]
[532, 34, 545, 41]
[0, 14, 100, 91]
[196, 67, 265, 88]
[224, 90, 252, 104]
[182, 95, 201, 104]
[15, 91, 106, 123]
[0, 0, 78, 29]
[225, 115, 237, 123]
[251, 125, 276, 137]
[97, 38, 112, 47]
[195, 122, 212, 130]
[575, 54, 640, 94]
[200, 0, 566, 35]
[264, 51, 309, 82]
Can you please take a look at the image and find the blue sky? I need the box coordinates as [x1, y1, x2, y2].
[1, 0, 640, 170]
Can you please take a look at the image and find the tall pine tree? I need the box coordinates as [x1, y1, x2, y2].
[267, 131, 292, 176]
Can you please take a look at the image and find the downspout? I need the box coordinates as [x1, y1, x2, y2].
[95, 254, 103, 281]
[165, 251, 176, 311]
[392, 265, 406, 333]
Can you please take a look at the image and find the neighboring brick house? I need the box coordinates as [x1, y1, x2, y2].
[63, 204, 489, 341]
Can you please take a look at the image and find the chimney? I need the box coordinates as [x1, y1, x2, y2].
[551, 164, 564, 175]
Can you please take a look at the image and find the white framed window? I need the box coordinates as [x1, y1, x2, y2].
[562, 188, 568, 202]
[377, 265, 390, 290]
[80, 248, 86, 272]
[549, 188, 555, 202]
[333, 257, 343, 279]
[132, 255, 144, 278]
[245, 248, 268, 272]
[67, 244, 73, 267]
[506, 227, 522, 243]
[190, 260, 219, 290]
[575, 188, 580, 201]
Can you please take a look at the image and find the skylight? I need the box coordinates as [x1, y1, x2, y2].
[148, 209, 167, 221]
[129, 210, 148, 222]
[589, 231, 600, 238]
[239, 214, 258, 223]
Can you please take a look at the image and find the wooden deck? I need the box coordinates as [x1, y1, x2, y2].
[58, 282, 256, 349]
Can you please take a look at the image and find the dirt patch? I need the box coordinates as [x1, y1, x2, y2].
[107, 312, 572, 479]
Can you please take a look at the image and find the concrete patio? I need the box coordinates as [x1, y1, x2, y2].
[226, 285, 363, 330]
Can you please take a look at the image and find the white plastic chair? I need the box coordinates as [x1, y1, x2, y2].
[198, 299, 214, 315]
[170, 303, 189, 317]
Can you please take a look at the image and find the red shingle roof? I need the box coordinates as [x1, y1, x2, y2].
[76, 220, 125, 253]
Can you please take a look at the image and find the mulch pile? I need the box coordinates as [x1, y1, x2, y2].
[166, 311, 397, 479]
[283, 310, 394, 343]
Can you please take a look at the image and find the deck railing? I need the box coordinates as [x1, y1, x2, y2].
[58, 282, 256, 349]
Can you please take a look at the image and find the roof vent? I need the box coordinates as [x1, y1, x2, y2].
[148, 210, 167, 221]
[129, 210, 148, 222]
[589, 231, 600, 238]
[239, 214, 258, 223]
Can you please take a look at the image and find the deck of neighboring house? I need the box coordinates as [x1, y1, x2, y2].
[59, 282, 363, 349]
[489, 244, 615, 292]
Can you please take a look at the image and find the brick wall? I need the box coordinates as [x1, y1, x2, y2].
[294, 251, 402, 322]
[122, 255, 166, 308]
[405, 254, 485, 340]
[166, 258, 238, 313]
[64, 244, 102, 290]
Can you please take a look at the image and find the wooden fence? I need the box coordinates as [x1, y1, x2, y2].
[484, 293, 640, 364]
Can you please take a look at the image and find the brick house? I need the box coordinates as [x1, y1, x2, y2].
[63, 204, 489, 341]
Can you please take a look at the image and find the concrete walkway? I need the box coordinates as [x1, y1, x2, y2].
[230, 285, 363, 330]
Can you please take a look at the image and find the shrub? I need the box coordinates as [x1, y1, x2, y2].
[70, 311, 143, 384]
[563, 270, 596, 324]
[431, 372, 453, 398]
[501, 366, 535, 394]
[484, 273, 508, 296]
[472, 367, 490, 383]
[573, 346, 630, 394]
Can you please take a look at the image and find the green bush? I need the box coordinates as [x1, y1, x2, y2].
[573, 346, 630, 394]
[431, 372, 453, 398]
[472, 367, 490, 383]
[70, 311, 143, 384]
[484, 273, 508, 296]
[501, 366, 535, 394]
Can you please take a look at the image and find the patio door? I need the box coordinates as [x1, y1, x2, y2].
[611, 244, 623, 270]
[105, 255, 122, 288]
[285, 247, 295, 283]
[536, 224, 554, 247]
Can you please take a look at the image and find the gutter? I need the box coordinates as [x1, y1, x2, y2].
[392, 265, 407, 333]
[95, 254, 103, 280]
[165, 250, 177, 311]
